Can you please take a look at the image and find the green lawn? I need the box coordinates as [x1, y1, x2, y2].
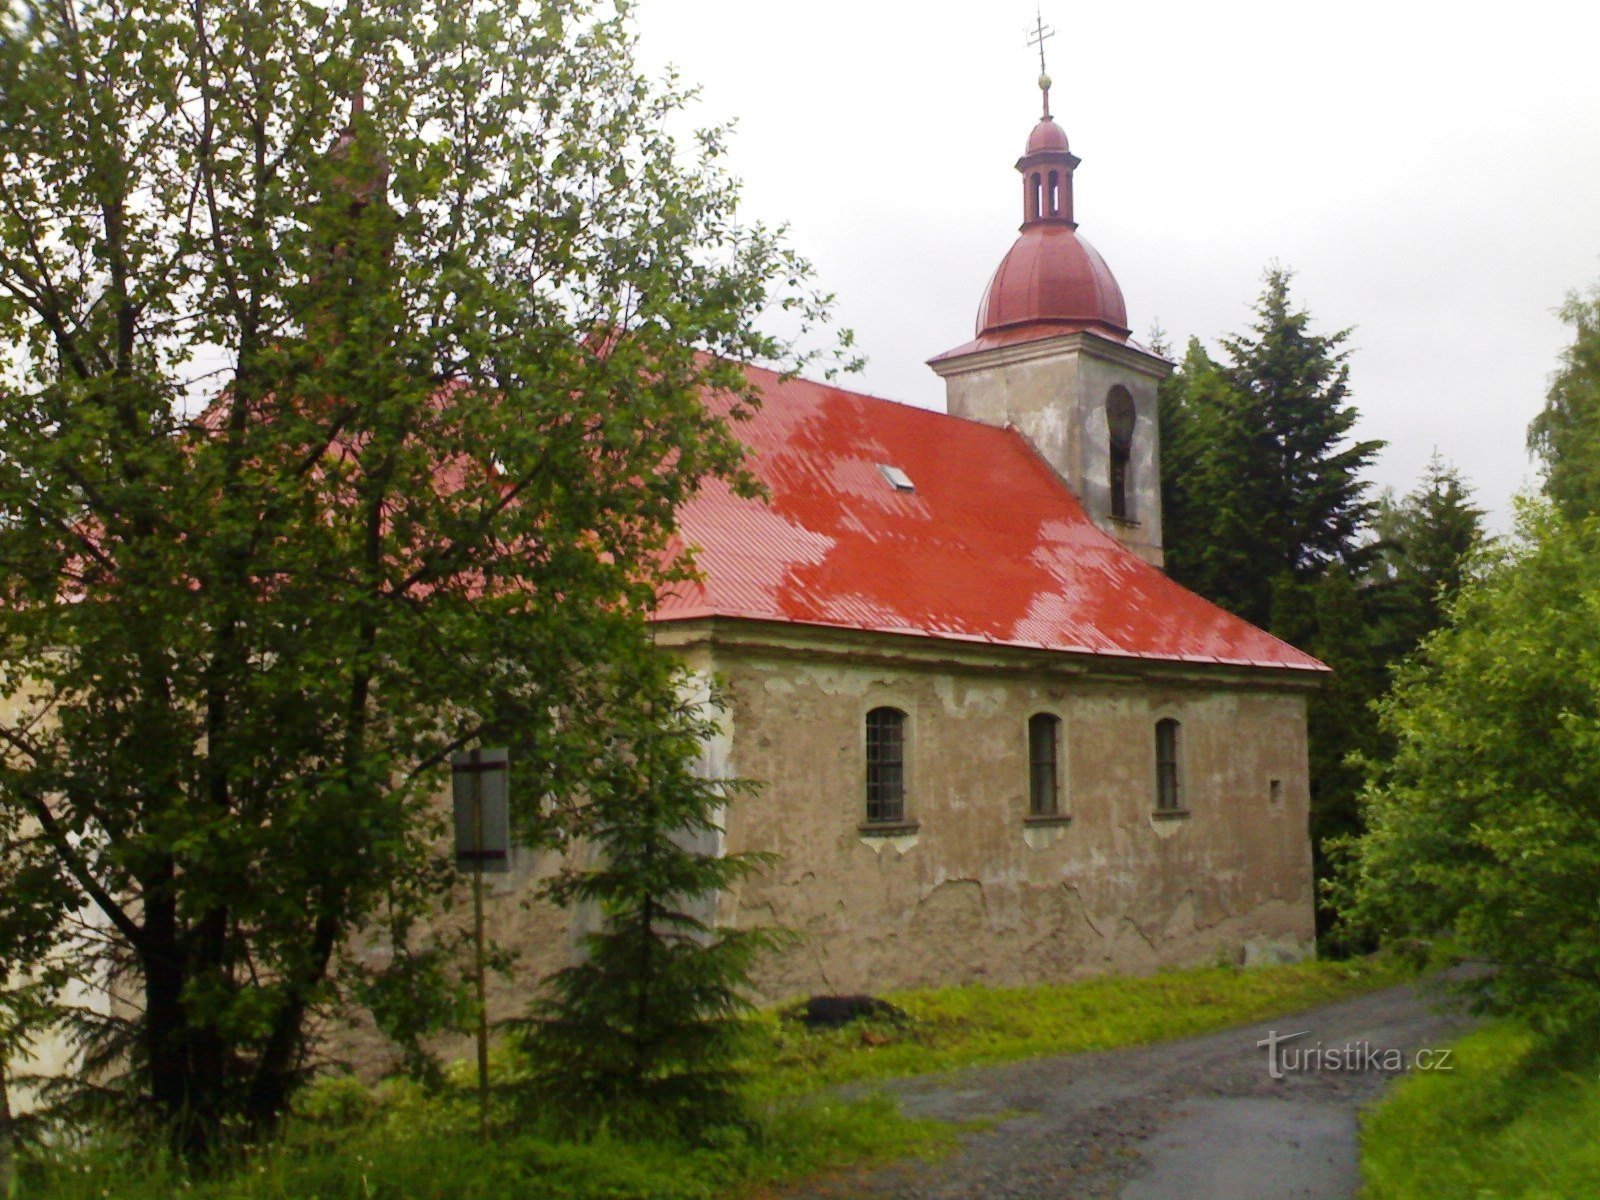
[747, 956, 1411, 1097]
[22, 957, 1408, 1200]
[1361, 1020, 1600, 1200]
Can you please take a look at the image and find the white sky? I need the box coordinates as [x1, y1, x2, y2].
[634, 0, 1600, 532]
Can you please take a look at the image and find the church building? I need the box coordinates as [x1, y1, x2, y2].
[650, 76, 1323, 995]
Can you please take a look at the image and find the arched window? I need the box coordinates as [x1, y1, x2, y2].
[1031, 172, 1043, 221]
[1028, 713, 1062, 816]
[865, 707, 907, 824]
[1047, 170, 1060, 216]
[1106, 386, 1136, 521]
[1155, 718, 1182, 811]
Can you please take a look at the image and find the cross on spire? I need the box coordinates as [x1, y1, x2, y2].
[1027, 9, 1056, 118]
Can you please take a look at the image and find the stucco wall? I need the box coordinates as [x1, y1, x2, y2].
[934, 331, 1169, 567]
[699, 632, 1316, 999]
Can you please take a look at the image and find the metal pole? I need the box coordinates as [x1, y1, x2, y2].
[471, 748, 489, 1145]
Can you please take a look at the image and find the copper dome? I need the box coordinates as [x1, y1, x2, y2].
[976, 224, 1129, 341]
[1024, 117, 1070, 156]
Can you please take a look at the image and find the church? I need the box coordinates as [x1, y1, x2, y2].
[646, 76, 1323, 995]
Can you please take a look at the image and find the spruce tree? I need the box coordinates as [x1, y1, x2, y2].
[1159, 338, 1272, 621]
[1222, 269, 1384, 617]
[518, 662, 785, 1136]
[1366, 454, 1485, 659]
[1160, 269, 1383, 629]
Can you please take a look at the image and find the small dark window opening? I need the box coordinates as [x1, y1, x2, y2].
[1106, 386, 1136, 521]
[866, 707, 907, 824]
[1031, 173, 1043, 221]
[1155, 718, 1182, 812]
[1028, 713, 1061, 816]
[1048, 170, 1060, 216]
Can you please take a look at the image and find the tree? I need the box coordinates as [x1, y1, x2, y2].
[1161, 269, 1383, 629]
[1365, 454, 1485, 661]
[0, 0, 833, 1151]
[516, 661, 784, 1136]
[1527, 285, 1600, 522]
[1159, 337, 1271, 619]
[1334, 503, 1600, 1032]
[1160, 271, 1385, 941]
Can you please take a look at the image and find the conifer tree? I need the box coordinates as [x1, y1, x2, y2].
[1221, 268, 1383, 584]
[518, 662, 784, 1135]
[1366, 454, 1485, 659]
[1159, 338, 1270, 620]
[1160, 269, 1383, 629]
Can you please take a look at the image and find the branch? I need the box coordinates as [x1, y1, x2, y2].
[0, 772, 145, 955]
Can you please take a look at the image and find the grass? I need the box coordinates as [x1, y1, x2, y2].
[23, 1089, 960, 1200]
[1360, 1020, 1600, 1200]
[746, 955, 1413, 1097]
[18, 956, 1409, 1200]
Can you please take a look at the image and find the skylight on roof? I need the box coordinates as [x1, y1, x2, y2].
[877, 463, 915, 492]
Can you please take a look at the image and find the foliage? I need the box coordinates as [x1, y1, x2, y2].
[1161, 268, 1383, 629]
[1159, 336, 1266, 618]
[0, 0, 837, 1150]
[1360, 1021, 1600, 1199]
[514, 662, 788, 1136]
[1334, 503, 1600, 1032]
[1274, 459, 1485, 944]
[1528, 285, 1600, 522]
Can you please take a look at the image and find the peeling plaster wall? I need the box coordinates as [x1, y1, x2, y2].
[326, 636, 1312, 1071]
[706, 641, 1316, 999]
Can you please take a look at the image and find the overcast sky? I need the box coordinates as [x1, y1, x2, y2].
[633, 0, 1600, 532]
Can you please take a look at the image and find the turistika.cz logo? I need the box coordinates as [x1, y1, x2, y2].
[1255, 1029, 1456, 1080]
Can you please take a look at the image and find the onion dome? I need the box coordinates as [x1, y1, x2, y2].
[973, 109, 1129, 343]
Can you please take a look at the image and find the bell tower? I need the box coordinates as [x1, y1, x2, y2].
[928, 26, 1171, 567]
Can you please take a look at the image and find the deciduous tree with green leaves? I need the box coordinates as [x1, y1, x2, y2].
[1334, 502, 1600, 1031]
[1527, 285, 1600, 522]
[0, 0, 834, 1153]
[1340, 282, 1600, 1022]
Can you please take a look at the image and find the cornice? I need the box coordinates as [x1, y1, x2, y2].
[653, 616, 1325, 695]
[928, 329, 1173, 381]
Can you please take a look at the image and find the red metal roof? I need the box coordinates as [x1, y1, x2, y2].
[656, 365, 1326, 673]
[1024, 116, 1072, 156]
[971, 224, 1130, 344]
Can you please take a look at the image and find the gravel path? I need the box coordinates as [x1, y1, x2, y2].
[780, 979, 1472, 1200]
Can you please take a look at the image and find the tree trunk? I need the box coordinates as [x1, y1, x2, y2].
[1, 1052, 16, 1199]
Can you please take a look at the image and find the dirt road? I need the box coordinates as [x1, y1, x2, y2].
[784, 980, 1471, 1199]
